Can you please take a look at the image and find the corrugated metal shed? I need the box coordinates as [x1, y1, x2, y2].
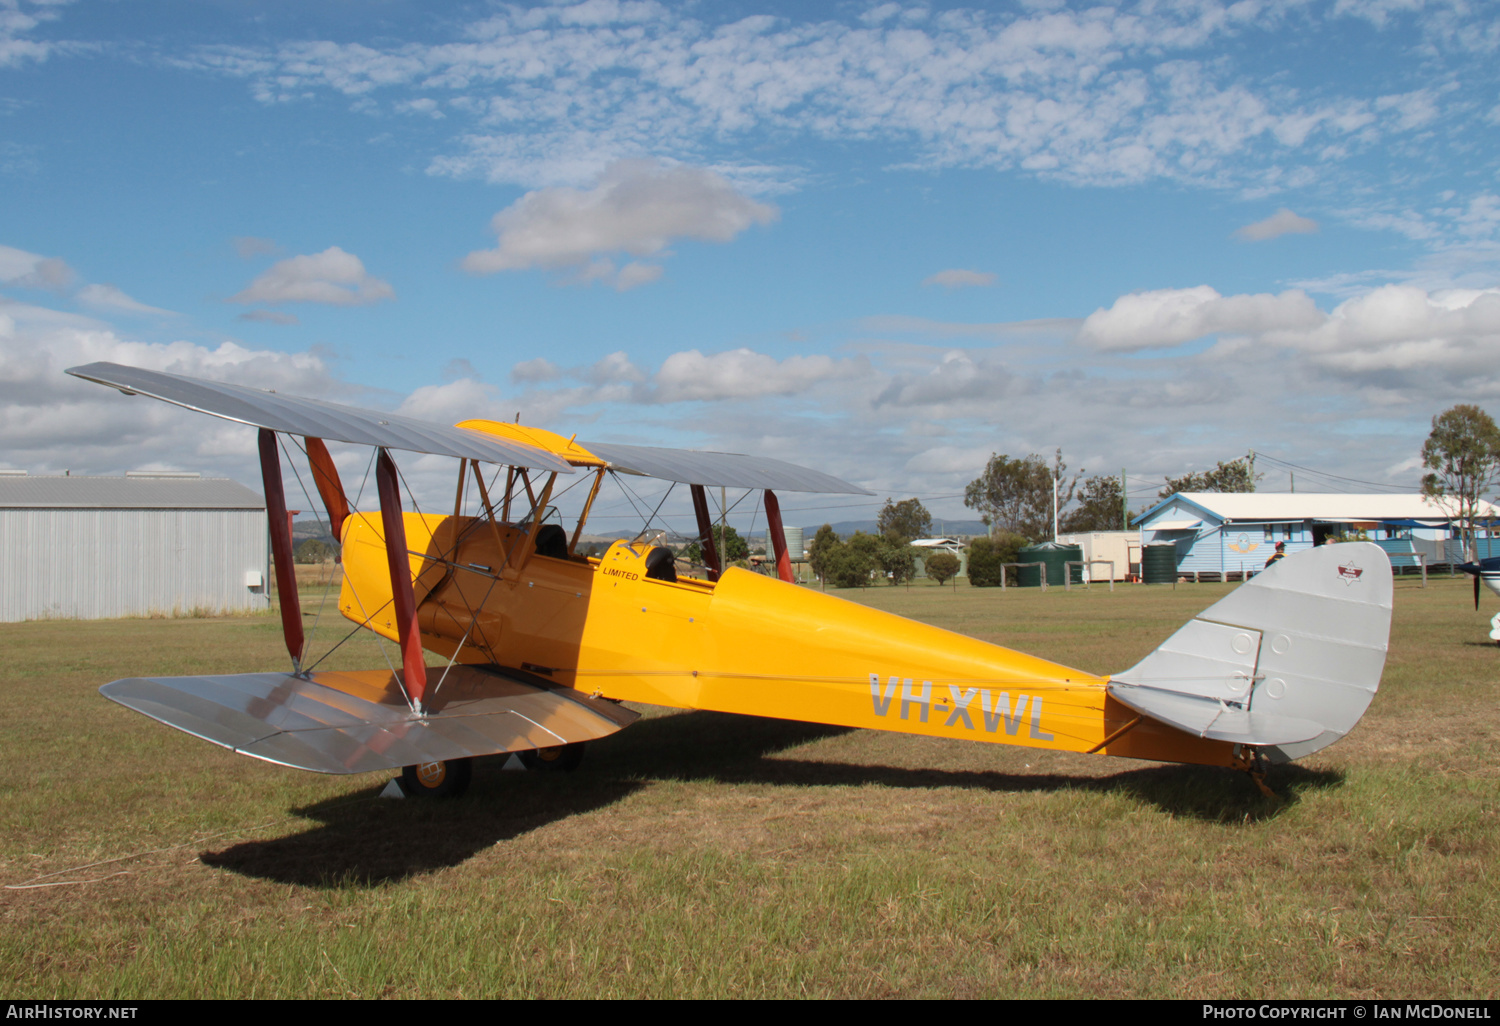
[0, 475, 269, 621]
[0, 475, 264, 509]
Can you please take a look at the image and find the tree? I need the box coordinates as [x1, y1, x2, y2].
[1060, 474, 1125, 533]
[964, 450, 1076, 542]
[824, 533, 881, 588]
[294, 538, 334, 564]
[925, 551, 960, 587]
[877, 539, 918, 586]
[966, 531, 1027, 587]
[877, 497, 932, 543]
[1160, 455, 1261, 498]
[807, 524, 840, 583]
[1421, 404, 1500, 561]
[684, 524, 749, 566]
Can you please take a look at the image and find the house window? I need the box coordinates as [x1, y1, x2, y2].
[1283, 524, 1294, 541]
[1263, 524, 1274, 541]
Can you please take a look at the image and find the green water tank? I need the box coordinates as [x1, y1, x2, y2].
[1016, 541, 1083, 587]
[1141, 542, 1179, 583]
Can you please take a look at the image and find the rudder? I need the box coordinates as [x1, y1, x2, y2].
[1109, 542, 1392, 763]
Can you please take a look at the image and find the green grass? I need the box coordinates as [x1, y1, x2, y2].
[1, 575, 1496, 997]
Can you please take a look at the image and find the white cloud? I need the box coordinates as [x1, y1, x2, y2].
[649, 348, 865, 403]
[1375, 88, 1442, 131]
[396, 377, 510, 425]
[1451, 194, 1500, 240]
[0, 294, 338, 479]
[233, 236, 278, 259]
[874, 350, 1013, 407]
[462, 160, 776, 289]
[395, 97, 444, 119]
[615, 261, 664, 291]
[1235, 208, 1319, 242]
[75, 283, 172, 316]
[922, 269, 998, 289]
[181, 1, 1482, 199]
[1257, 285, 1500, 379]
[0, 243, 73, 289]
[1076, 286, 1324, 351]
[237, 310, 299, 325]
[230, 246, 395, 306]
[511, 357, 561, 384]
[506, 346, 868, 406]
[0, 0, 63, 69]
[583, 351, 646, 385]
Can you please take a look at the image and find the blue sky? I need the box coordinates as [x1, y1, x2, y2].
[3, 0, 1498, 527]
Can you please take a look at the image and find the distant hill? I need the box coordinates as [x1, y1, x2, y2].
[291, 518, 335, 544]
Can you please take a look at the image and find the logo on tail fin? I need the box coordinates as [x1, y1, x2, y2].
[1337, 561, 1364, 584]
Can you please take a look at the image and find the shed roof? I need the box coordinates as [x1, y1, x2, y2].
[1137, 492, 1500, 526]
[0, 476, 264, 510]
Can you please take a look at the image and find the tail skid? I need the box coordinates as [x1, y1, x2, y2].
[1109, 543, 1392, 763]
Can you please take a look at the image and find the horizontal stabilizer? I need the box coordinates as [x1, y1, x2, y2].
[1109, 543, 1392, 762]
[100, 666, 637, 774]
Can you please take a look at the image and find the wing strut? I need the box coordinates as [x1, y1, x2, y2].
[306, 437, 349, 540]
[691, 484, 722, 582]
[763, 489, 794, 583]
[376, 448, 429, 711]
[258, 428, 304, 671]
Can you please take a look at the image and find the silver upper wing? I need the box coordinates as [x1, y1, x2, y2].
[67, 362, 575, 473]
[583, 440, 871, 494]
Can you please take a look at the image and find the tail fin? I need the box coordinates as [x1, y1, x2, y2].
[1109, 542, 1392, 763]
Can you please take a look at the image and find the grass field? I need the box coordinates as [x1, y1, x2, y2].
[1, 573, 1496, 998]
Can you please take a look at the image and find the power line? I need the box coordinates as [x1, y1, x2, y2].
[1252, 452, 1418, 493]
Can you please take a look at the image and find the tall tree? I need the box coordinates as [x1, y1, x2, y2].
[963, 450, 1075, 542]
[1060, 474, 1125, 533]
[1422, 404, 1500, 561]
[966, 531, 1026, 587]
[877, 497, 933, 542]
[1160, 455, 1261, 498]
[807, 524, 841, 583]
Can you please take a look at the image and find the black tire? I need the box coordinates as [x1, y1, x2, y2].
[400, 758, 472, 798]
[519, 742, 585, 772]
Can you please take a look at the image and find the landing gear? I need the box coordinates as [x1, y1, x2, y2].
[1234, 747, 1280, 801]
[519, 742, 586, 772]
[400, 757, 473, 798]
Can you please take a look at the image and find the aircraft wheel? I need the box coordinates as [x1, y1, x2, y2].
[400, 758, 472, 798]
[519, 742, 585, 772]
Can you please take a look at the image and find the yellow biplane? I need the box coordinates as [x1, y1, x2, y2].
[69, 362, 1393, 797]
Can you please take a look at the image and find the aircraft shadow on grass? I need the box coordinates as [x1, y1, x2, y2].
[200, 710, 1339, 886]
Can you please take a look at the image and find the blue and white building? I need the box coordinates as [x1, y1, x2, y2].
[1133, 492, 1500, 579]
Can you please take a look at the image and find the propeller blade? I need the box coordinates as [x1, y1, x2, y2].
[1476, 572, 1482, 611]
